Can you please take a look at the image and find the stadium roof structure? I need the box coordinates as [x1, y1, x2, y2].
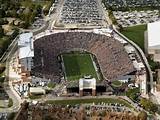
[18, 32, 34, 59]
[93, 28, 113, 37]
[148, 21, 160, 49]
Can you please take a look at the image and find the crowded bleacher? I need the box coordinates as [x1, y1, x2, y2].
[32, 32, 135, 82]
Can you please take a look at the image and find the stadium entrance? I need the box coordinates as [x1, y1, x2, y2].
[79, 76, 96, 96]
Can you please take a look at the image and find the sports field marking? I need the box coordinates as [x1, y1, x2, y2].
[62, 53, 98, 81]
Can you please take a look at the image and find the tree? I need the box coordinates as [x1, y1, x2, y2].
[0, 19, 6, 25]
[140, 98, 158, 113]
[126, 88, 140, 101]
[8, 98, 13, 107]
[10, 9, 17, 17]
[30, 11, 36, 23]
[0, 64, 5, 74]
[7, 112, 16, 120]
[23, 20, 30, 29]
[35, 5, 42, 16]
[11, 28, 19, 39]
[118, 24, 123, 32]
[138, 111, 147, 120]
[20, 13, 31, 29]
[0, 25, 4, 38]
[150, 104, 158, 113]
[47, 82, 56, 88]
[1, 37, 10, 54]
[148, 56, 158, 71]
[108, 10, 118, 25]
[0, 8, 5, 18]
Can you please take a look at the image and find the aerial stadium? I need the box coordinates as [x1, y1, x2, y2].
[30, 31, 136, 96]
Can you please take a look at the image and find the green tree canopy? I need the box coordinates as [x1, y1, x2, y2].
[0, 25, 4, 38]
[140, 98, 158, 113]
[138, 111, 147, 120]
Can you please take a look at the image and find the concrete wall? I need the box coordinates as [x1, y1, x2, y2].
[144, 30, 148, 56]
[20, 57, 33, 72]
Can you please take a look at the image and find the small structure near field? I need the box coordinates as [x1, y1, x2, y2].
[30, 87, 45, 95]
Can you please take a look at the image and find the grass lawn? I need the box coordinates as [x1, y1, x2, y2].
[8, 98, 13, 107]
[121, 24, 147, 51]
[46, 98, 133, 109]
[47, 82, 56, 88]
[21, 0, 52, 7]
[62, 53, 98, 81]
[126, 88, 140, 102]
[111, 80, 122, 87]
[29, 94, 42, 99]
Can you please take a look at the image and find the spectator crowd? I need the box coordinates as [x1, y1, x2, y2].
[32, 32, 135, 82]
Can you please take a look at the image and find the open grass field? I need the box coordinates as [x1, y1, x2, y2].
[62, 53, 98, 81]
[121, 24, 147, 51]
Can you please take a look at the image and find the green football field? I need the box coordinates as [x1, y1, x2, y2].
[62, 53, 98, 81]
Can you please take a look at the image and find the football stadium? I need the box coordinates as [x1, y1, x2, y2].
[32, 31, 135, 96]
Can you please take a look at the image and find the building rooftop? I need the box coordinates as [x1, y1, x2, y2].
[18, 32, 34, 59]
[148, 21, 160, 49]
[30, 87, 45, 94]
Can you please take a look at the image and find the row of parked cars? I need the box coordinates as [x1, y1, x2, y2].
[113, 10, 160, 27]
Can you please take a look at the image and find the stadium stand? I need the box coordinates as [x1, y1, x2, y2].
[32, 32, 135, 82]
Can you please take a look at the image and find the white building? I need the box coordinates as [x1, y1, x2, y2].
[79, 77, 96, 96]
[145, 21, 160, 62]
[30, 87, 46, 95]
[17, 32, 34, 81]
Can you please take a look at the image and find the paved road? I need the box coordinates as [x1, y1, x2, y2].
[48, 0, 65, 29]
[0, 47, 22, 113]
[0, 26, 23, 113]
[0, 84, 21, 113]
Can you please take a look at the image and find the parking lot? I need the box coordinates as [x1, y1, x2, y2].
[58, 0, 105, 27]
[113, 10, 160, 27]
[104, 0, 160, 9]
[84, 103, 132, 114]
[30, 18, 45, 29]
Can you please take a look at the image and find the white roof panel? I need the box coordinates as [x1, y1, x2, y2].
[30, 87, 45, 94]
[18, 32, 33, 46]
[19, 46, 34, 59]
[18, 33, 34, 59]
[148, 21, 160, 47]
